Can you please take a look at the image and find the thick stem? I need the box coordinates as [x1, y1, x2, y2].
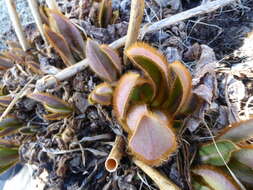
[27, 0, 48, 45]
[133, 159, 181, 190]
[123, 0, 145, 64]
[45, 0, 59, 10]
[105, 136, 124, 172]
[35, 0, 236, 91]
[5, 0, 30, 51]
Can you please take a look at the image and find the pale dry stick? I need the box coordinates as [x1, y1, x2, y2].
[5, 0, 31, 51]
[133, 159, 181, 190]
[202, 120, 246, 190]
[27, 0, 48, 45]
[105, 136, 124, 172]
[35, 0, 236, 91]
[45, 0, 59, 10]
[123, 0, 145, 64]
[0, 76, 37, 122]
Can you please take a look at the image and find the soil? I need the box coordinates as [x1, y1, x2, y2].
[0, 0, 253, 190]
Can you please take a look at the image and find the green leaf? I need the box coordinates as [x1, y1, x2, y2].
[192, 181, 212, 190]
[0, 95, 13, 107]
[28, 93, 73, 120]
[199, 140, 238, 166]
[232, 147, 253, 169]
[0, 116, 22, 130]
[164, 61, 192, 115]
[228, 159, 253, 188]
[0, 147, 19, 166]
[217, 119, 253, 143]
[192, 165, 241, 190]
[125, 42, 170, 106]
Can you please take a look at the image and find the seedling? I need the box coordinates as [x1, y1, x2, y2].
[86, 40, 198, 166]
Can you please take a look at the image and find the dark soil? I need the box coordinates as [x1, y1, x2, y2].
[1, 0, 253, 190]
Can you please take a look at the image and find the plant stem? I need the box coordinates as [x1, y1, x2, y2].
[123, 0, 145, 64]
[5, 0, 31, 51]
[27, 0, 48, 45]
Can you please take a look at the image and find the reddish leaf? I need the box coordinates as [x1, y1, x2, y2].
[86, 39, 118, 82]
[129, 113, 177, 166]
[47, 9, 86, 58]
[113, 72, 140, 123]
[192, 165, 241, 190]
[44, 25, 75, 66]
[100, 45, 122, 73]
[28, 93, 73, 114]
[217, 119, 253, 143]
[125, 42, 170, 106]
[88, 82, 113, 105]
[126, 104, 148, 133]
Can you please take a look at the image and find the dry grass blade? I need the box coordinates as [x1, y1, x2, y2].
[133, 158, 181, 190]
[0, 76, 36, 122]
[5, 0, 30, 51]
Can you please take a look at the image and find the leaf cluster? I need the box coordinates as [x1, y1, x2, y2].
[86, 40, 199, 166]
[193, 119, 253, 189]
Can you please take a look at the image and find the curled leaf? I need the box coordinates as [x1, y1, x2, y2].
[217, 119, 253, 143]
[98, 0, 113, 28]
[89, 82, 113, 105]
[0, 55, 14, 70]
[0, 147, 19, 167]
[100, 45, 122, 73]
[0, 116, 23, 137]
[28, 93, 73, 120]
[86, 39, 118, 82]
[47, 9, 86, 58]
[0, 95, 13, 107]
[113, 72, 140, 123]
[228, 159, 253, 188]
[192, 165, 241, 190]
[165, 61, 192, 115]
[125, 42, 169, 106]
[129, 113, 177, 166]
[199, 140, 238, 166]
[126, 104, 148, 133]
[44, 25, 75, 66]
[232, 147, 253, 169]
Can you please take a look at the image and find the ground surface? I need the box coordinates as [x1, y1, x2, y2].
[0, 0, 253, 190]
